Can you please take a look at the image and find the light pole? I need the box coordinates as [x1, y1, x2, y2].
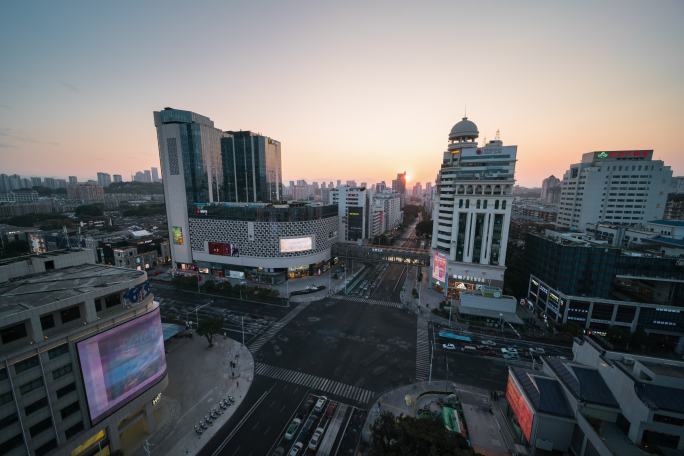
[241, 315, 245, 346]
[194, 302, 211, 328]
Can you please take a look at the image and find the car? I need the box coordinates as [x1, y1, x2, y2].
[442, 343, 456, 350]
[501, 347, 518, 354]
[284, 418, 301, 440]
[480, 339, 496, 346]
[272, 447, 285, 456]
[314, 396, 328, 413]
[462, 345, 477, 352]
[324, 402, 337, 418]
[289, 442, 304, 456]
[308, 427, 325, 450]
[529, 347, 546, 355]
[502, 353, 519, 360]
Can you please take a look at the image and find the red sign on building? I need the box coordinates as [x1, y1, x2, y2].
[208, 242, 238, 256]
[506, 376, 534, 442]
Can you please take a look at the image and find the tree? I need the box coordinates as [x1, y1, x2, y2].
[75, 204, 104, 217]
[415, 220, 433, 237]
[369, 412, 475, 456]
[196, 316, 224, 347]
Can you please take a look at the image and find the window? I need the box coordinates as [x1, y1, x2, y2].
[105, 293, 121, 309]
[0, 434, 23, 454]
[167, 138, 180, 175]
[0, 390, 13, 405]
[25, 397, 48, 415]
[40, 314, 55, 330]
[44, 260, 55, 270]
[48, 344, 69, 359]
[0, 412, 18, 427]
[52, 364, 72, 380]
[654, 414, 684, 426]
[14, 355, 39, 374]
[60, 305, 81, 323]
[501, 200, 506, 210]
[1, 322, 27, 344]
[65, 421, 84, 439]
[56, 382, 76, 398]
[60, 401, 80, 419]
[19, 377, 43, 395]
[35, 438, 57, 456]
[29, 416, 52, 437]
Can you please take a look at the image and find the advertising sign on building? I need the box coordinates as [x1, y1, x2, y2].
[280, 236, 314, 253]
[208, 242, 238, 256]
[506, 376, 534, 442]
[432, 251, 447, 282]
[172, 226, 184, 245]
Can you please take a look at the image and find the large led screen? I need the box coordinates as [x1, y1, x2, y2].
[77, 308, 167, 424]
[505, 376, 534, 442]
[432, 252, 447, 282]
[280, 236, 313, 253]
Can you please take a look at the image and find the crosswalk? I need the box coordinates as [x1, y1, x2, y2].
[416, 317, 430, 381]
[255, 362, 375, 405]
[247, 301, 311, 353]
[330, 295, 403, 309]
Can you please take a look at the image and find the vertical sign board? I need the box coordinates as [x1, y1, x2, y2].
[506, 376, 534, 442]
[172, 226, 184, 245]
[432, 251, 447, 282]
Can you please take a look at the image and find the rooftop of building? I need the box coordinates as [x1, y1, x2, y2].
[192, 202, 338, 222]
[647, 219, 684, 227]
[545, 357, 619, 408]
[0, 248, 90, 267]
[0, 263, 144, 318]
[510, 367, 574, 418]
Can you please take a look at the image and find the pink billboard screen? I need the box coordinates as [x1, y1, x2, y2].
[432, 252, 447, 282]
[77, 308, 167, 423]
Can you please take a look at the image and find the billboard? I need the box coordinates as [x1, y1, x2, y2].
[432, 252, 447, 282]
[506, 376, 534, 442]
[208, 242, 239, 256]
[280, 236, 313, 253]
[172, 226, 184, 245]
[77, 308, 167, 424]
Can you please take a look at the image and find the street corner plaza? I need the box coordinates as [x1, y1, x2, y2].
[77, 308, 167, 423]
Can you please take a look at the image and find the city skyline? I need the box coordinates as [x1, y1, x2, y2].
[1, 1, 683, 186]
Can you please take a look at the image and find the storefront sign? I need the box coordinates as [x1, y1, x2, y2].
[208, 242, 238, 256]
[506, 376, 534, 442]
[280, 236, 314, 253]
[432, 252, 447, 282]
[172, 226, 184, 245]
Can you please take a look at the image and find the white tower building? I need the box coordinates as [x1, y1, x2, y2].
[430, 117, 517, 293]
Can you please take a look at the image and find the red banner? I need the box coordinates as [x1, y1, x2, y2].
[506, 376, 534, 442]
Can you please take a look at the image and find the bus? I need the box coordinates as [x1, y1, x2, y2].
[438, 330, 472, 343]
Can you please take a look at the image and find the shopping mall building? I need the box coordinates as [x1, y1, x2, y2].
[0, 250, 167, 456]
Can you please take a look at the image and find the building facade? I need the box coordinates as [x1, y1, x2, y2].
[557, 150, 672, 230]
[329, 186, 370, 241]
[221, 131, 282, 203]
[66, 183, 105, 204]
[540, 175, 561, 204]
[0, 261, 166, 456]
[96, 173, 111, 188]
[430, 117, 516, 293]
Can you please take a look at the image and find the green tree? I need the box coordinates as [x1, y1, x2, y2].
[75, 204, 104, 217]
[369, 412, 475, 456]
[415, 220, 433, 237]
[196, 316, 224, 347]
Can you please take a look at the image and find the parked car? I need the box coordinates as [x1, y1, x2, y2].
[289, 442, 303, 456]
[308, 427, 325, 450]
[529, 347, 546, 355]
[284, 418, 301, 440]
[481, 339, 496, 346]
[314, 396, 328, 413]
[443, 343, 456, 350]
[502, 352, 519, 360]
[324, 402, 337, 418]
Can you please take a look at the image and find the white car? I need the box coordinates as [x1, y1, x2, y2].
[284, 418, 301, 440]
[308, 427, 325, 450]
[289, 442, 303, 456]
[480, 339, 496, 346]
[502, 352, 519, 360]
[529, 347, 546, 355]
[314, 396, 328, 413]
[442, 343, 456, 350]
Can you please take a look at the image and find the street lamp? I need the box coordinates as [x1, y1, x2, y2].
[193, 302, 211, 329]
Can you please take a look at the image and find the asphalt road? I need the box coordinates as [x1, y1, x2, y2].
[369, 263, 407, 303]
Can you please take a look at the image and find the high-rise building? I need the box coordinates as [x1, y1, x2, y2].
[370, 191, 402, 236]
[556, 150, 672, 231]
[30, 176, 42, 187]
[430, 117, 517, 293]
[220, 130, 282, 203]
[67, 182, 105, 203]
[540, 175, 561, 204]
[376, 181, 387, 193]
[329, 186, 370, 241]
[97, 172, 112, 187]
[392, 172, 407, 207]
[143, 170, 152, 183]
[112, 174, 123, 183]
[154, 108, 333, 282]
[43, 177, 56, 189]
[68, 175, 78, 185]
[151, 166, 160, 182]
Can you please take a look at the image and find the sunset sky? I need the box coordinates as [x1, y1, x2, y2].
[1, 1, 682, 187]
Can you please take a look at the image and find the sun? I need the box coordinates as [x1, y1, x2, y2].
[405, 173, 412, 183]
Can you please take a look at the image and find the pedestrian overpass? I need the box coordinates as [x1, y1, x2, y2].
[332, 242, 431, 266]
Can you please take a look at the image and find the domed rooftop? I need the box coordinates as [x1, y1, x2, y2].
[449, 117, 479, 141]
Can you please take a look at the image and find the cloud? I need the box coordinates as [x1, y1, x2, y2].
[57, 80, 80, 93]
[0, 128, 60, 146]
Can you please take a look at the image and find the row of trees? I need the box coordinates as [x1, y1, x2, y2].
[171, 276, 281, 301]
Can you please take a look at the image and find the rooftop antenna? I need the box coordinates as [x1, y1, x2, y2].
[495, 129, 501, 141]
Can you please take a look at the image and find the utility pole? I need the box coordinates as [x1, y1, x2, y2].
[241, 315, 245, 346]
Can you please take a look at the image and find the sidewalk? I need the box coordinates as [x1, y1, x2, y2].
[128, 335, 254, 456]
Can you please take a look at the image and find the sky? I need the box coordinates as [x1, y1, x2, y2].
[0, 0, 683, 187]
